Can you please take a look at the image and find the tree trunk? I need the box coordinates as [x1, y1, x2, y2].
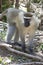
[9, 0, 14, 5]
[26, 0, 31, 12]
[15, 0, 19, 9]
[0, 0, 2, 13]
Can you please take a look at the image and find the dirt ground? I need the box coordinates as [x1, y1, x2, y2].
[0, 45, 33, 65]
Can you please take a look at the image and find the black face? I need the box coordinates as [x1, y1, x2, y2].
[24, 18, 31, 27]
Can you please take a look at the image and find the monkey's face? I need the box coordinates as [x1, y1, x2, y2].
[24, 13, 32, 27]
[24, 18, 31, 27]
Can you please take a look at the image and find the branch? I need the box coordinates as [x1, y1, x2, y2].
[10, 62, 43, 65]
[0, 42, 43, 61]
[5, 46, 43, 61]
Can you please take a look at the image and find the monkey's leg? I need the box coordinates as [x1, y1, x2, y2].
[5, 24, 16, 43]
[18, 25, 25, 52]
[20, 33, 25, 51]
[14, 27, 19, 43]
[16, 12, 26, 52]
[28, 29, 36, 54]
[17, 21, 25, 51]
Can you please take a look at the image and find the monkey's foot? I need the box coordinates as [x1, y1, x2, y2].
[22, 43, 26, 52]
[6, 42, 22, 46]
[28, 47, 35, 55]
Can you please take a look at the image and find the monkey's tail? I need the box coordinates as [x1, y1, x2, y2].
[1, 9, 8, 16]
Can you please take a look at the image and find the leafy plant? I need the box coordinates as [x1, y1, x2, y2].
[0, 57, 2, 64]
[40, 44, 43, 51]
[9, 55, 14, 61]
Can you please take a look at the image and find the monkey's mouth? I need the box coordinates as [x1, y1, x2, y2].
[24, 12, 33, 27]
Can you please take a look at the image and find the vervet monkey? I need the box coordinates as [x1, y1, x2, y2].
[0, 8, 41, 52]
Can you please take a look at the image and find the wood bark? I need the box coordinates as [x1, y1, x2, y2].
[9, 62, 43, 65]
[15, 0, 19, 9]
[0, 0, 2, 13]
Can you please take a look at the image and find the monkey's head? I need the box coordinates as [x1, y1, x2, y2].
[24, 14, 41, 32]
[24, 13, 33, 27]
